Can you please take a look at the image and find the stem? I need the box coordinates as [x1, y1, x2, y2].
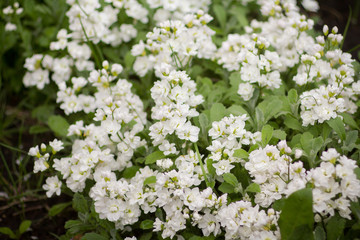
[194, 143, 211, 188]
[0, 150, 17, 194]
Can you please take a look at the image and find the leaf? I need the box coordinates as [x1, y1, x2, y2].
[261, 125, 273, 146]
[227, 105, 248, 117]
[278, 188, 314, 240]
[139, 232, 153, 240]
[256, 98, 283, 128]
[29, 125, 50, 134]
[0, 227, 16, 239]
[212, 4, 227, 30]
[273, 130, 286, 140]
[19, 220, 32, 235]
[245, 183, 261, 193]
[209, 103, 227, 123]
[122, 166, 140, 179]
[288, 89, 298, 104]
[140, 220, 154, 230]
[229, 72, 241, 88]
[340, 113, 359, 129]
[233, 149, 249, 159]
[47, 115, 69, 137]
[218, 182, 234, 193]
[145, 151, 165, 165]
[327, 117, 346, 141]
[314, 226, 326, 240]
[223, 173, 238, 186]
[284, 115, 303, 131]
[65, 220, 83, 229]
[229, 6, 248, 27]
[73, 193, 88, 214]
[125, 51, 135, 69]
[300, 132, 314, 155]
[82, 233, 108, 240]
[354, 168, 360, 180]
[326, 214, 346, 240]
[49, 202, 71, 217]
[143, 176, 156, 186]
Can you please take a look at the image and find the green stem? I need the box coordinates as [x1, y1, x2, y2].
[194, 143, 211, 188]
[0, 150, 17, 194]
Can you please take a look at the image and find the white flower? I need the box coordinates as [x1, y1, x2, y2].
[43, 176, 62, 197]
[49, 139, 64, 153]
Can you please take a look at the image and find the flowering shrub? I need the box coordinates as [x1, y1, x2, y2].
[6, 0, 360, 239]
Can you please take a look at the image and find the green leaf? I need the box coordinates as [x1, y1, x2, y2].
[125, 51, 135, 69]
[122, 166, 140, 179]
[82, 233, 108, 240]
[139, 232, 153, 240]
[73, 193, 88, 214]
[288, 89, 298, 104]
[245, 183, 261, 193]
[47, 115, 69, 137]
[0, 227, 16, 239]
[340, 112, 359, 129]
[143, 176, 157, 186]
[145, 151, 165, 165]
[273, 130, 286, 140]
[354, 168, 360, 180]
[49, 202, 71, 217]
[227, 105, 248, 117]
[284, 115, 303, 131]
[223, 173, 238, 186]
[210, 103, 227, 123]
[278, 188, 314, 240]
[19, 220, 32, 235]
[212, 4, 227, 30]
[218, 182, 234, 193]
[29, 125, 50, 134]
[300, 132, 314, 155]
[326, 214, 346, 240]
[261, 124, 273, 146]
[140, 220, 154, 230]
[65, 220, 83, 229]
[327, 117, 346, 140]
[229, 72, 241, 88]
[314, 226, 326, 240]
[233, 149, 249, 159]
[229, 6, 248, 27]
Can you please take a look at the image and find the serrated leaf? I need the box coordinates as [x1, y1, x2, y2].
[82, 233, 108, 240]
[47, 115, 69, 137]
[145, 151, 165, 165]
[140, 220, 154, 230]
[143, 176, 156, 186]
[278, 188, 314, 240]
[49, 202, 71, 217]
[218, 182, 234, 193]
[326, 214, 346, 240]
[327, 117, 346, 141]
[19, 220, 32, 235]
[245, 183, 261, 193]
[233, 149, 249, 159]
[0, 227, 16, 238]
[223, 173, 238, 186]
[262, 124, 273, 146]
[73, 193, 88, 214]
[210, 103, 227, 123]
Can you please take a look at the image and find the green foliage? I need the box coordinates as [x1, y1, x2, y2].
[278, 188, 314, 240]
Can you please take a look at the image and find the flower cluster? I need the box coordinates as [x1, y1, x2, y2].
[131, 11, 216, 77]
[2, 2, 23, 31]
[245, 140, 307, 207]
[307, 149, 360, 220]
[207, 114, 260, 175]
[150, 70, 203, 155]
